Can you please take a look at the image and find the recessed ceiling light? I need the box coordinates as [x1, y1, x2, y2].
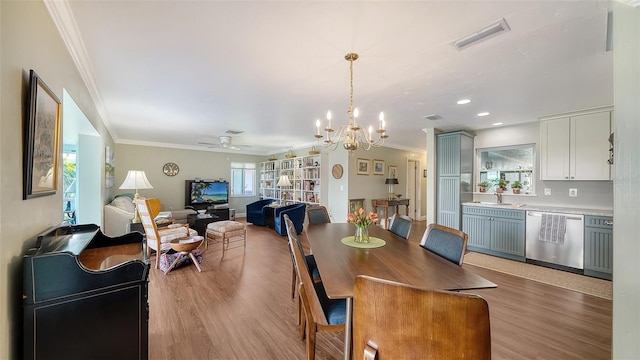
[492, 122, 504, 126]
[456, 99, 471, 105]
[477, 112, 490, 117]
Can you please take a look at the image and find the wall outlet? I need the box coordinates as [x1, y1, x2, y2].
[544, 188, 551, 196]
[569, 188, 578, 197]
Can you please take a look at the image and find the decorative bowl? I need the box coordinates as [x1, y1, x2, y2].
[197, 209, 207, 215]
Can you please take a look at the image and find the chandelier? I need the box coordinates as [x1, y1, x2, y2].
[314, 53, 388, 155]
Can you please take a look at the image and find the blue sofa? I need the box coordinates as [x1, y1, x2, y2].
[274, 203, 306, 236]
[246, 199, 276, 226]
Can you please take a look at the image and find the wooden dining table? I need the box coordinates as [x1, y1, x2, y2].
[305, 223, 497, 360]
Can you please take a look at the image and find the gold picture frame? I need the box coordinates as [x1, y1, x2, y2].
[357, 158, 370, 175]
[23, 70, 61, 199]
[349, 198, 365, 214]
[388, 165, 398, 179]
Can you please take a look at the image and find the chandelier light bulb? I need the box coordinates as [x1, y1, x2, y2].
[315, 119, 321, 136]
[354, 108, 359, 118]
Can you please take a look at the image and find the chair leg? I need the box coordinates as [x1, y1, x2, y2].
[306, 322, 317, 360]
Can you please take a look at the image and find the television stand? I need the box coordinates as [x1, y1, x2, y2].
[208, 208, 230, 221]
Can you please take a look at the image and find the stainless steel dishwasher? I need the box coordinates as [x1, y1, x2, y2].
[525, 211, 584, 269]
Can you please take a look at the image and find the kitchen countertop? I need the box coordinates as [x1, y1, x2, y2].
[462, 202, 613, 217]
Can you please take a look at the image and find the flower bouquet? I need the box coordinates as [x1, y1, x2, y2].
[347, 208, 379, 243]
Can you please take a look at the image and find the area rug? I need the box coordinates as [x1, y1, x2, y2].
[464, 252, 612, 300]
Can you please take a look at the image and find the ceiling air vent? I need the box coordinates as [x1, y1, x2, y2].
[423, 114, 442, 121]
[453, 18, 510, 50]
[225, 129, 244, 135]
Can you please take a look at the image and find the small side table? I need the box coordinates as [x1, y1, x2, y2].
[167, 236, 204, 273]
[187, 214, 220, 236]
[371, 198, 411, 230]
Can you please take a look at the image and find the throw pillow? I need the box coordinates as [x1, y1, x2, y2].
[111, 196, 135, 213]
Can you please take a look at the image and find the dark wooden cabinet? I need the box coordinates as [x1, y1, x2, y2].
[23, 224, 149, 360]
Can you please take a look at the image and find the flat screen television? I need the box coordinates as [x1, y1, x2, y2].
[185, 180, 229, 207]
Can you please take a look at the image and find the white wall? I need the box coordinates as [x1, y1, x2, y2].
[113, 144, 265, 214]
[473, 121, 613, 209]
[0, 2, 114, 357]
[612, 3, 640, 358]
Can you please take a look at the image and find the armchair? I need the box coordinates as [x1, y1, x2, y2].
[246, 199, 276, 226]
[274, 203, 306, 236]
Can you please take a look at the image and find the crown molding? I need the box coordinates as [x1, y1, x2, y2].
[43, 0, 117, 140]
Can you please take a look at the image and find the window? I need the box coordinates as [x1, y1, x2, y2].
[476, 144, 535, 194]
[231, 162, 256, 196]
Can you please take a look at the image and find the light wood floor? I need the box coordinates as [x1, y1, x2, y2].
[148, 220, 612, 359]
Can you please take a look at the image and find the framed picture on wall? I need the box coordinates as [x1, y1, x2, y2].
[373, 160, 385, 175]
[349, 198, 365, 214]
[357, 158, 370, 175]
[23, 70, 62, 199]
[388, 165, 398, 179]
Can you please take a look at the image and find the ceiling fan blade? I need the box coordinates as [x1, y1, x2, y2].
[197, 141, 218, 146]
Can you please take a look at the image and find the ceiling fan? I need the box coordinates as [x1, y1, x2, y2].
[198, 136, 251, 150]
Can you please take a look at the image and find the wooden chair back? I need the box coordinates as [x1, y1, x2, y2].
[419, 223, 468, 266]
[146, 197, 163, 219]
[306, 206, 331, 225]
[285, 215, 345, 360]
[136, 198, 163, 269]
[353, 275, 491, 360]
[388, 214, 412, 239]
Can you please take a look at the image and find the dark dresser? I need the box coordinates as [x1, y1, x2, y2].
[23, 223, 150, 360]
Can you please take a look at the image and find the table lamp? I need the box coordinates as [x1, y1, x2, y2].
[119, 170, 154, 223]
[385, 178, 399, 200]
[276, 174, 292, 205]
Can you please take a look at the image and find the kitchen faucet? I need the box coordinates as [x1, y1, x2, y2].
[494, 192, 503, 204]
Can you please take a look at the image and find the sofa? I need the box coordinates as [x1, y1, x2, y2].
[274, 203, 306, 236]
[103, 194, 196, 237]
[246, 199, 276, 226]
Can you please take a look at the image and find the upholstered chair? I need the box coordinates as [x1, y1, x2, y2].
[274, 203, 306, 236]
[419, 223, 469, 266]
[246, 199, 276, 226]
[388, 214, 412, 240]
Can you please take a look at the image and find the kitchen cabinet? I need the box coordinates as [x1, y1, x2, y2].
[584, 215, 613, 280]
[540, 107, 612, 181]
[437, 131, 474, 230]
[463, 205, 526, 261]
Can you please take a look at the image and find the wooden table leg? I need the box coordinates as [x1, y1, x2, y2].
[343, 297, 353, 360]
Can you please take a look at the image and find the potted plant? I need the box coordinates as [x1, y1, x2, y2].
[511, 180, 523, 194]
[477, 181, 490, 192]
[493, 178, 509, 193]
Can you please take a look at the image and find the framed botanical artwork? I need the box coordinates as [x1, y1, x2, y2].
[373, 159, 385, 175]
[349, 198, 365, 214]
[357, 158, 370, 175]
[388, 165, 398, 179]
[23, 70, 62, 199]
[105, 146, 115, 189]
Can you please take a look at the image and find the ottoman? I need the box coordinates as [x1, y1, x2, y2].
[206, 220, 247, 254]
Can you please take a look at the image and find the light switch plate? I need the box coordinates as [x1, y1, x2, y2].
[569, 188, 577, 197]
[544, 188, 551, 196]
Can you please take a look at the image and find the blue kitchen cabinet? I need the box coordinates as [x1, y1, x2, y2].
[437, 131, 474, 230]
[584, 215, 613, 280]
[463, 205, 526, 261]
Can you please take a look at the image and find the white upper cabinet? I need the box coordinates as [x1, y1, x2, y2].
[540, 107, 612, 181]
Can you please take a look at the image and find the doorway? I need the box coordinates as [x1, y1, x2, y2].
[62, 90, 102, 225]
[407, 158, 422, 220]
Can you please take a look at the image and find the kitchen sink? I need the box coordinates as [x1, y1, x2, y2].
[475, 201, 513, 206]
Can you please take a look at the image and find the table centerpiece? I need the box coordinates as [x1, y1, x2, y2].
[347, 208, 379, 243]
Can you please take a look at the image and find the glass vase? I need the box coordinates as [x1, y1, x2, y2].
[354, 225, 370, 243]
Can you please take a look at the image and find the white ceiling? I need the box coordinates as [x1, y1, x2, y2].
[48, 0, 613, 155]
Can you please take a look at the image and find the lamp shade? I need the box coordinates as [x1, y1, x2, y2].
[276, 174, 292, 187]
[385, 178, 399, 185]
[119, 170, 154, 190]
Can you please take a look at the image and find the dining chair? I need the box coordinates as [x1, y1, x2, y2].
[136, 198, 199, 269]
[388, 214, 412, 239]
[287, 215, 346, 360]
[419, 223, 468, 266]
[353, 275, 491, 360]
[306, 206, 331, 225]
[284, 215, 322, 330]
